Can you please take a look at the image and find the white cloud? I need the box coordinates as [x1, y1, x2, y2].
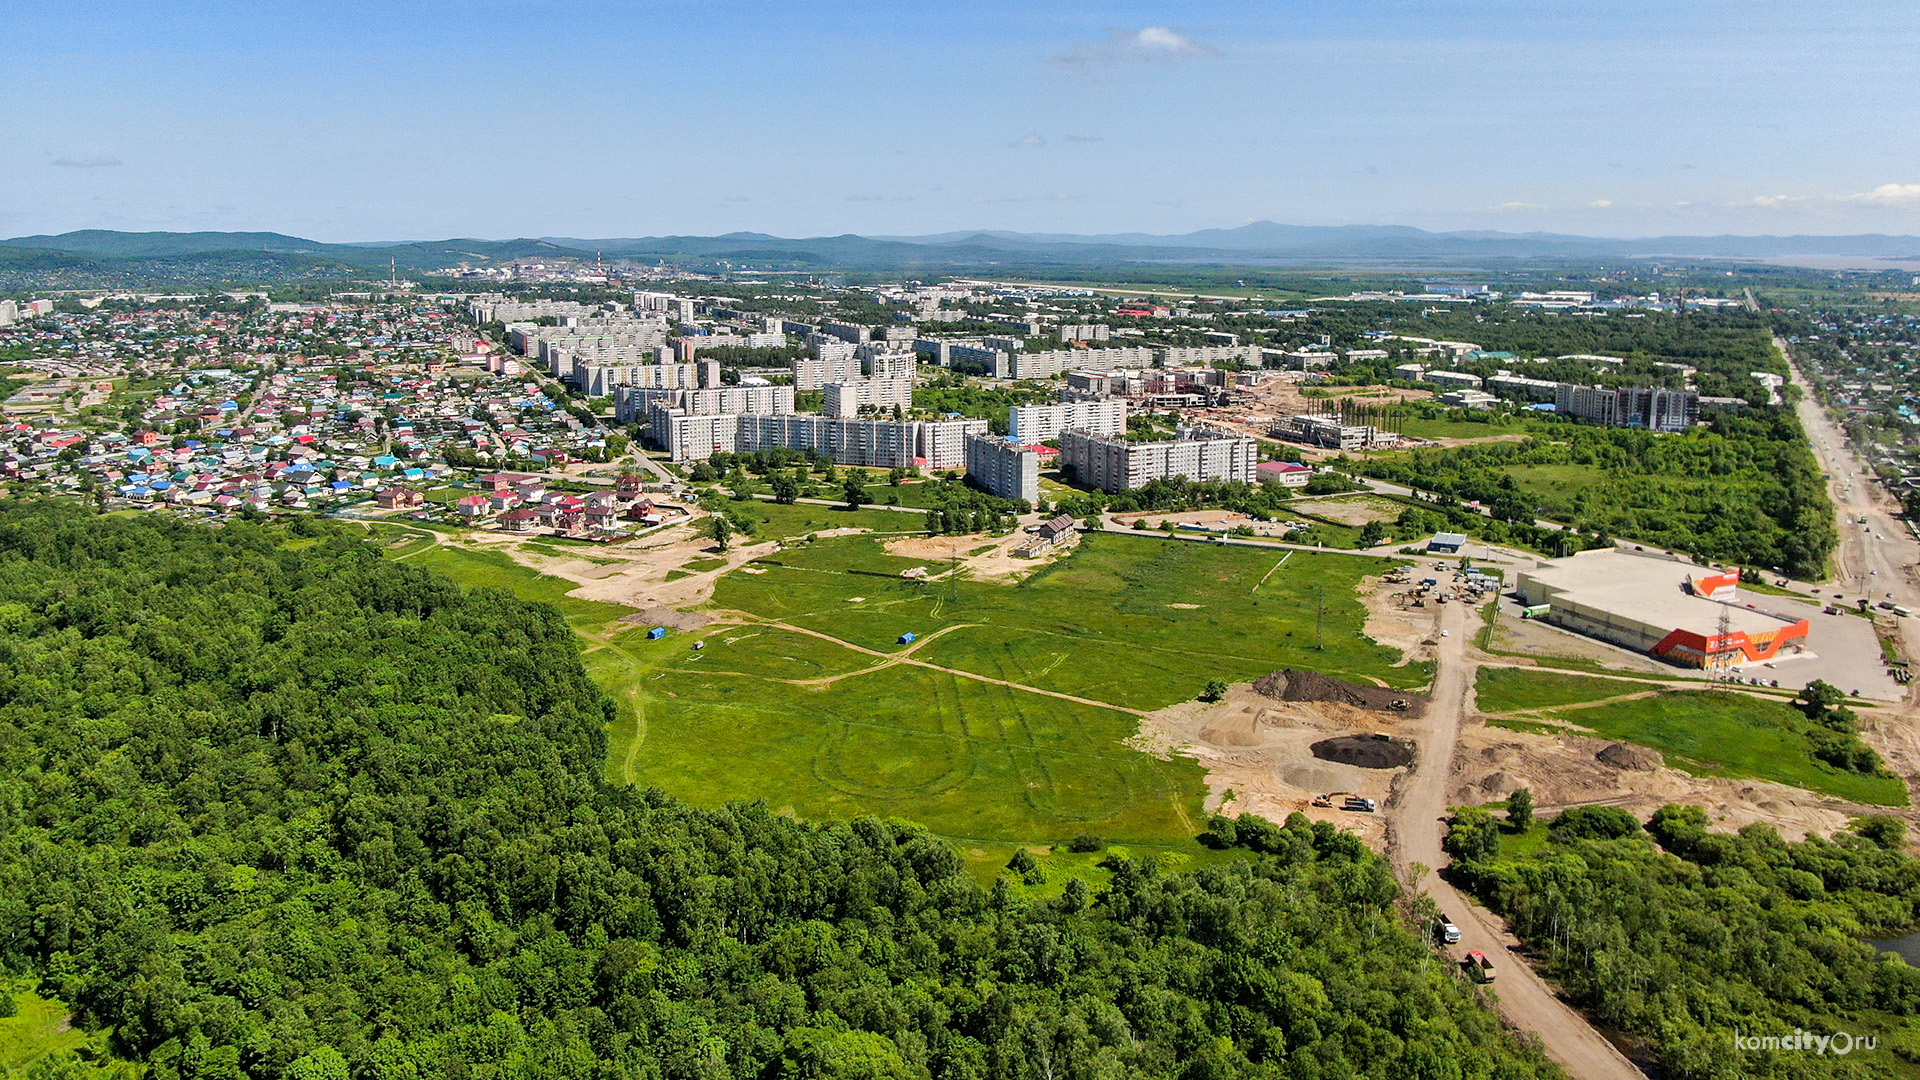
[1748, 194, 1811, 208]
[1052, 27, 1220, 67]
[1497, 201, 1548, 213]
[50, 156, 123, 168]
[1061, 134, 1105, 144]
[1589, 199, 1614, 209]
[1011, 134, 1046, 148]
[1850, 182, 1920, 204]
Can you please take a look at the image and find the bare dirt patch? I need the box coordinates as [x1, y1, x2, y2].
[1255, 669, 1428, 717]
[1132, 682, 1410, 845]
[620, 607, 715, 631]
[1290, 494, 1406, 527]
[1450, 724, 1858, 841]
[883, 529, 1050, 579]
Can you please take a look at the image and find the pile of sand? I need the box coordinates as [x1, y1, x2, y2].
[1255, 669, 1428, 717]
[1597, 742, 1664, 771]
[1311, 734, 1415, 769]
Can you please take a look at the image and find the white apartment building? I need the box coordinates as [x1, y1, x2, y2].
[1008, 399, 1127, 442]
[620, 384, 795, 424]
[793, 353, 863, 390]
[823, 377, 914, 418]
[1059, 425, 1257, 493]
[965, 434, 1041, 505]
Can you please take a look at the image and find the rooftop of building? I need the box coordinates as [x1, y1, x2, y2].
[1519, 548, 1803, 636]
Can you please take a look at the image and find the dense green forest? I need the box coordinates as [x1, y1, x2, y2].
[0, 503, 1559, 1079]
[1356, 410, 1837, 578]
[1451, 806, 1920, 1078]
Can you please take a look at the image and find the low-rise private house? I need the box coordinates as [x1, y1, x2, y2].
[376, 486, 423, 510]
[456, 494, 491, 517]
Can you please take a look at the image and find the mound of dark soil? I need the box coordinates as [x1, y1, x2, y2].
[1311, 734, 1415, 769]
[1597, 742, 1663, 771]
[1254, 669, 1428, 717]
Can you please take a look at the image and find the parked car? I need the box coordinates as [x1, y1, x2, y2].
[1435, 917, 1461, 945]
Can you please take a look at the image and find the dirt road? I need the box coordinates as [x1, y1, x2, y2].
[1390, 600, 1647, 1080]
[1786, 341, 1920, 613]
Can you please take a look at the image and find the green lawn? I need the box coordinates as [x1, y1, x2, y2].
[1501, 464, 1606, 509]
[1397, 416, 1530, 441]
[1495, 689, 1908, 807]
[730, 500, 925, 540]
[1474, 667, 1663, 712]
[405, 545, 631, 633]
[0, 986, 119, 1076]
[391, 529, 1419, 852]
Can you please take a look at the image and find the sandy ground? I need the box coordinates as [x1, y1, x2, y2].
[883, 529, 1057, 579]
[1449, 723, 1857, 841]
[1289, 494, 1407, 526]
[1132, 684, 1400, 846]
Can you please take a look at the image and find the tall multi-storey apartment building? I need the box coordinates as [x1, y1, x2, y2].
[965, 435, 1041, 505]
[618, 384, 795, 424]
[793, 351, 862, 390]
[823, 378, 914, 418]
[577, 362, 700, 397]
[1007, 399, 1127, 442]
[1059, 425, 1257, 493]
[861, 349, 918, 379]
[651, 414, 986, 467]
[1554, 384, 1699, 432]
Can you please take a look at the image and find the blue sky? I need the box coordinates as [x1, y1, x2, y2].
[3, 0, 1917, 241]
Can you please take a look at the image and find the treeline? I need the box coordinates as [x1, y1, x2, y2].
[1450, 804, 1920, 1078]
[1357, 410, 1837, 578]
[0, 503, 1561, 1080]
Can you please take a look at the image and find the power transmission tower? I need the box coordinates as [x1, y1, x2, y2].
[1711, 602, 1734, 688]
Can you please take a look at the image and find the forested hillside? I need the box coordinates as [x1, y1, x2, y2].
[0, 504, 1558, 1080]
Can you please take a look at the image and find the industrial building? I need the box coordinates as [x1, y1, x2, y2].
[1060, 424, 1256, 493]
[1515, 549, 1810, 668]
[1008, 399, 1127, 442]
[965, 434, 1041, 505]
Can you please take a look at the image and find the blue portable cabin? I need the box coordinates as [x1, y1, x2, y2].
[648, 627, 668, 640]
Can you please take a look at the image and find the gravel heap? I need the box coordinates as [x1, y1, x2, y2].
[1311, 734, 1415, 769]
[1254, 669, 1428, 717]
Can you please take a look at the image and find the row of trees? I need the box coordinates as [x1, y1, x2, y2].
[0, 502, 1562, 1079]
[1356, 411, 1837, 577]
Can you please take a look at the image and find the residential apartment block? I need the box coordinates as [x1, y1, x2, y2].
[964, 434, 1041, 504]
[823, 377, 914, 418]
[1059, 425, 1257, 493]
[1007, 399, 1127, 442]
[1555, 384, 1699, 432]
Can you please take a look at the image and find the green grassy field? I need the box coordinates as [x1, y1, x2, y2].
[1474, 667, 1663, 712]
[0, 986, 113, 1076]
[724, 500, 925, 541]
[1490, 689, 1908, 807]
[396, 529, 1419, 852]
[1396, 416, 1530, 441]
[1501, 464, 1605, 507]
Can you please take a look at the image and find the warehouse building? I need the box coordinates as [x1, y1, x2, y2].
[1515, 549, 1810, 668]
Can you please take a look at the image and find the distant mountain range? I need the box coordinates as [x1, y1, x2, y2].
[4, 223, 1919, 283]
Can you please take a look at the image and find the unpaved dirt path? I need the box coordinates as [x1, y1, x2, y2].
[1390, 601, 1647, 1080]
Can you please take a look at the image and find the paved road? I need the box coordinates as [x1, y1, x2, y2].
[1391, 601, 1648, 1080]
[1787, 342, 1920, 614]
